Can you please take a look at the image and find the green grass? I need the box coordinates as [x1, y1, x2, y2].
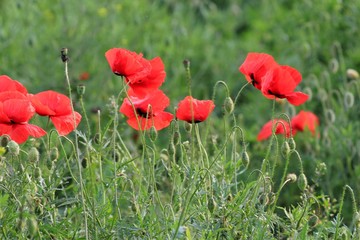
[1, 0, 360, 238]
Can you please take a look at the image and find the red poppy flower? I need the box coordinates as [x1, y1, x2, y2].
[239, 53, 278, 90]
[291, 111, 319, 135]
[257, 119, 294, 141]
[105, 48, 151, 84]
[261, 65, 309, 106]
[0, 91, 46, 143]
[127, 56, 166, 96]
[0, 75, 28, 94]
[30, 91, 82, 136]
[119, 89, 173, 130]
[79, 72, 90, 81]
[176, 96, 215, 123]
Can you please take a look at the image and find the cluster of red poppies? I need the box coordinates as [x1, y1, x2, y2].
[0, 75, 81, 143]
[105, 48, 215, 131]
[239, 52, 319, 140]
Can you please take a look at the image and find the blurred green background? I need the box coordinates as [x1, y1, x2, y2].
[1, 0, 360, 222]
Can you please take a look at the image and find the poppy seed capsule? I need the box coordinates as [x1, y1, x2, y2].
[298, 173, 308, 191]
[77, 84, 86, 96]
[223, 97, 234, 114]
[61, 47, 69, 62]
[346, 69, 359, 80]
[28, 147, 40, 163]
[7, 140, 20, 156]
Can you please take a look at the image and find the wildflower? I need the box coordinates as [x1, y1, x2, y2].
[291, 110, 319, 135]
[119, 89, 173, 131]
[0, 75, 28, 94]
[176, 96, 215, 123]
[0, 91, 46, 143]
[79, 72, 90, 81]
[105, 48, 151, 84]
[261, 65, 309, 106]
[257, 119, 293, 141]
[239, 52, 278, 90]
[30, 90, 82, 136]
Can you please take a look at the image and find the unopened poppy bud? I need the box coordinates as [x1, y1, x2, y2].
[344, 91, 354, 109]
[281, 141, 290, 157]
[329, 58, 339, 73]
[298, 173, 308, 191]
[288, 138, 296, 151]
[286, 173, 297, 183]
[7, 140, 20, 156]
[184, 121, 192, 132]
[172, 131, 180, 145]
[61, 47, 69, 62]
[28, 147, 40, 163]
[82, 158, 87, 168]
[346, 68, 359, 80]
[77, 84, 86, 96]
[111, 150, 121, 162]
[34, 167, 42, 179]
[223, 97, 234, 114]
[0, 136, 9, 147]
[50, 147, 59, 161]
[168, 142, 176, 156]
[207, 196, 217, 213]
[241, 150, 250, 167]
[149, 126, 158, 142]
[27, 217, 39, 237]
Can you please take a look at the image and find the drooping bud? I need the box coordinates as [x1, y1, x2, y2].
[286, 173, 297, 183]
[28, 147, 40, 163]
[7, 140, 20, 156]
[50, 147, 59, 161]
[346, 69, 359, 80]
[34, 167, 42, 179]
[172, 131, 180, 145]
[223, 97, 234, 114]
[288, 138, 296, 151]
[241, 150, 250, 167]
[281, 141, 291, 157]
[207, 196, 217, 213]
[344, 91, 354, 109]
[149, 126, 158, 142]
[184, 121, 192, 132]
[298, 173, 308, 191]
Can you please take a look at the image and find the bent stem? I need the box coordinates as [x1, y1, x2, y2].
[63, 50, 89, 240]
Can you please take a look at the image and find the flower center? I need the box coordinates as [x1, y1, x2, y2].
[136, 108, 153, 118]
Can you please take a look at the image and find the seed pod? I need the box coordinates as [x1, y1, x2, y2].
[7, 140, 20, 156]
[223, 97, 234, 114]
[28, 147, 40, 163]
[298, 173, 308, 191]
[77, 84, 86, 96]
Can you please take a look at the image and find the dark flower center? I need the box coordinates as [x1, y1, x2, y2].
[136, 108, 153, 118]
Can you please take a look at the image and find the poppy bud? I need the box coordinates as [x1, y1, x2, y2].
[168, 142, 176, 156]
[288, 137, 296, 151]
[223, 97, 234, 114]
[77, 84, 86, 96]
[50, 147, 59, 161]
[344, 91, 354, 109]
[7, 140, 20, 156]
[81, 158, 87, 168]
[286, 173, 297, 183]
[34, 167, 42, 179]
[149, 126, 158, 142]
[329, 58, 339, 73]
[241, 150, 250, 167]
[61, 47, 69, 62]
[325, 109, 336, 123]
[0, 136, 9, 147]
[28, 147, 40, 163]
[207, 196, 217, 213]
[298, 173, 308, 191]
[172, 131, 180, 145]
[346, 68, 359, 80]
[184, 121, 192, 132]
[281, 141, 290, 157]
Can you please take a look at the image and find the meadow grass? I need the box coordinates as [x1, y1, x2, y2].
[1, 0, 360, 239]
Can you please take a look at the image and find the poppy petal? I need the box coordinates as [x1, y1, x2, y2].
[291, 110, 319, 134]
[8, 124, 46, 144]
[3, 99, 35, 123]
[0, 75, 28, 94]
[34, 91, 72, 116]
[50, 112, 82, 136]
[127, 111, 173, 131]
[176, 96, 215, 123]
[257, 119, 292, 141]
[285, 92, 309, 106]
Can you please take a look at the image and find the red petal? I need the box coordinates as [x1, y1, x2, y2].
[50, 111, 82, 136]
[127, 111, 173, 130]
[3, 99, 35, 123]
[239, 53, 278, 90]
[8, 124, 46, 144]
[281, 65, 302, 84]
[176, 96, 215, 123]
[0, 123, 12, 135]
[285, 92, 309, 106]
[257, 119, 292, 141]
[34, 91, 72, 116]
[261, 66, 297, 97]
[0, 75, 28, 94]
[291, 111, 319, 134]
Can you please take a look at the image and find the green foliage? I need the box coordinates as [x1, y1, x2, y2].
[1, 0, 360, 238]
